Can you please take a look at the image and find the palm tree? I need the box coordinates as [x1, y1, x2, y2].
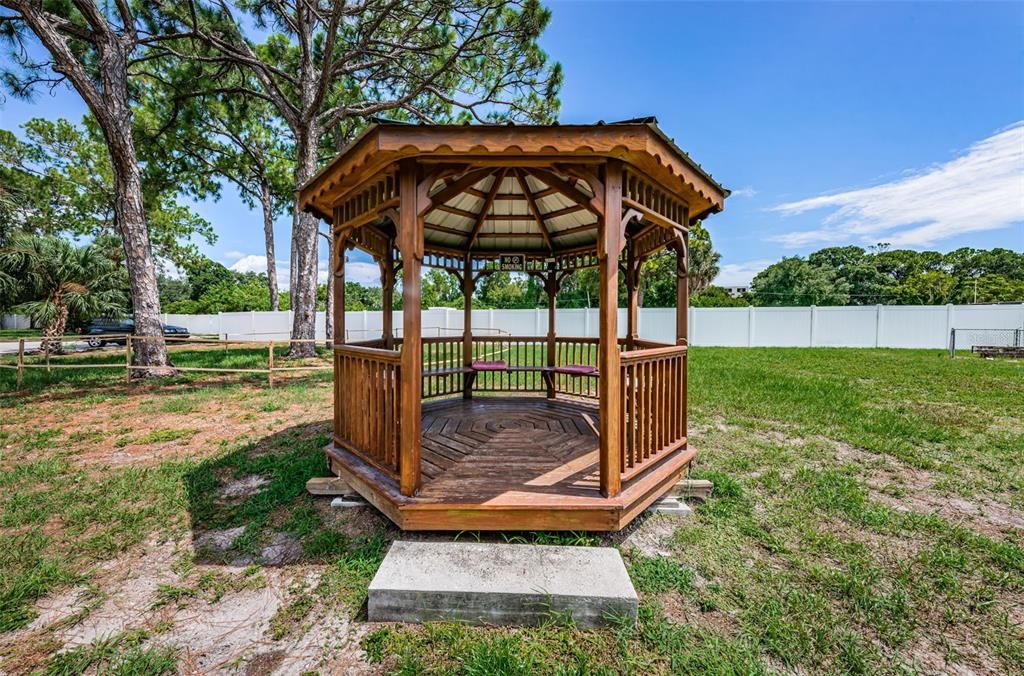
[0, 234, 126, 354]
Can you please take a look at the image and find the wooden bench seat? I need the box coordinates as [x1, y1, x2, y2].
[423, 366, 473, 377]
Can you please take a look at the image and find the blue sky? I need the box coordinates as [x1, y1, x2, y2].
[2, 1, 1022, 287]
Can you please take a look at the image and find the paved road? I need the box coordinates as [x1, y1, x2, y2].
[0, 339, 112, 355]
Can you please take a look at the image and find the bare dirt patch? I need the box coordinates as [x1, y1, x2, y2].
[742, 423, 1024, 542]
[260, 532, 304, 566]
[658, 591, 740, 637]
[9, 380, 333, 472]
[0, 535, 370, 675]
[611, 512, 682, 557]
[217, 474, 272, 502]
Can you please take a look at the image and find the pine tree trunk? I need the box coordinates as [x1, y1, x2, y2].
[4, 2, 173, 376]
[287, 135, 320, 358]
[100, 43, 175, 377]
[260, 179, 279, 311]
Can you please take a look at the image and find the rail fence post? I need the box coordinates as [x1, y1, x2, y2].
[125, 336, 131, 383]
[747, 306, 756, 347]
[16, 338, 24, 388]
[874, 304, 883, 348]
[945, 304, 955, 349]
[268, 340, 274, 388]
[809, 305, 817, 347]
[948, 329, 956, 358]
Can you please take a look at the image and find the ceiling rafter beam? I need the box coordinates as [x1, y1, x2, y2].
[466, 168, 507, 250]
[529, 168, 603, 217]
[464, 187, 561, 201]
[433, 203, 477, 220]
[551, 222, 598, 237]
[424, 167, 496, 214]
[516, 169, 554, 252]
[541, 204, 587, 220]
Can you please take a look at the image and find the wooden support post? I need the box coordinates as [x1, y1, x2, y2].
[626, 240, 639, 351]
[334, 234, 346, 346]
[382, 240, 395, 349]
[268, 341, 274, 388]
[462, 254, 475, 399]
[17, 338, 24, 389]
[398, 159, 423, 496]
[125, 336, 131, 383]
[598, 159, 624, 498]
[675, 230, 689, 345]
[675, 222, 689, 455]
[545, 271, 559, 399]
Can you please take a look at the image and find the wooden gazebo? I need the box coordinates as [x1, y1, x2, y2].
[299, 119, 728, 531]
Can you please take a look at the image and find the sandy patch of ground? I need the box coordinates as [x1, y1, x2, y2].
[658, 591, 739, 637]
[217, 475, 272, 502]
[723, 420, 1024, 542]
[61, 538, 184, 647]
[7, 380, 333, 472]
[0, 536, 370, 675]
[610, 513, 682, 557]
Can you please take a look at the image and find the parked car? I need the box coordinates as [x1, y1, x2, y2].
[80, 318, 190, 348]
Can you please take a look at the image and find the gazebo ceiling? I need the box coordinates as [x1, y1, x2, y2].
[299, 118, 729, 257]
[423, 168, 598, 253]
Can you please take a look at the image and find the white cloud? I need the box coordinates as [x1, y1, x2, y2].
[228, 253, 382, 289]
[769, 122, 1024, 248]
[223, 250, 246, 260]
[229, 254, 278, 275]
[714, 259, 774, 287]
[730, 186, 758, 198]
[344, 261, 382, 286]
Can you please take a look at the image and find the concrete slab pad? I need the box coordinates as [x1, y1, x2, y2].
[647, 497, 694, 516]
[368, 541, 637, 628]
[329, 497, 367, 509]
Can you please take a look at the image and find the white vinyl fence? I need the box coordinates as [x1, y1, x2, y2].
[5, 303, 1021, 350]
[150, 303, 1024, 351]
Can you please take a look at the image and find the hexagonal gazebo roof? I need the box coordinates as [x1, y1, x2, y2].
[299, 118, 729, 261]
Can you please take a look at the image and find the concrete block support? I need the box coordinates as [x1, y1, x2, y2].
[368, 541, 638, 628]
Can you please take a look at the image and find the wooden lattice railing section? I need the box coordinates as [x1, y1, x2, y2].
[422, 336, 463, 398]
[334, 344, 402, 478]
[620, 344, 687, 479]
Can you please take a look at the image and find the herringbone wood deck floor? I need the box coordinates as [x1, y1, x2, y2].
[419, 397, 602, 502]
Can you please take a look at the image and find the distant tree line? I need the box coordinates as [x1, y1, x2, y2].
[151, 221, 726, 313]
[748, 245, 1024, 306]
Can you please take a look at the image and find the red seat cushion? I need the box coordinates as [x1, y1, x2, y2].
[472, 360, 507, 371]
[554, 364, 598, 376]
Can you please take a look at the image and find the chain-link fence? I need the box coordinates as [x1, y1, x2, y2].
[949, 328, 1024, 358]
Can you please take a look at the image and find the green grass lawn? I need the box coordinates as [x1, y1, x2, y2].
[0, 347, 1021, 674]
[0, 329, 41, 340]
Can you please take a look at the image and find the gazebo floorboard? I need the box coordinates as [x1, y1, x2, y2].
[325, 397, 694, 532]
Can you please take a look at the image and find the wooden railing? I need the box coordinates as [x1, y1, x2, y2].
[334, 344, 402, 478]
[422, 336, 463, 398]
[334, 335, 687, 489]
[620, 344, 687, 479]
[554, 337, 600, 397]
[471, 336, 548, 392]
